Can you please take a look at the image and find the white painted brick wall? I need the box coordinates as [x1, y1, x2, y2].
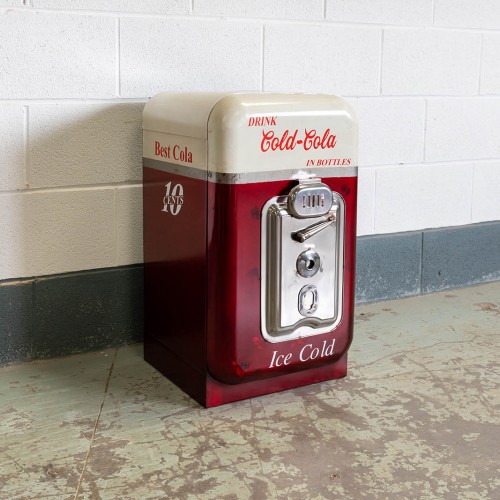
[0, 1, 499, 279]
[0, 104, 24, 191]
[472, 162, 500, 223]
[349, 98, 425, 166]
[426, 98, 500, 162]
[357, 167, 376, 235]
[29, 103, 143, 187]
[382, 28, 481, 96]
[264, 24, 381, 95]
[0, 11, 116, 99]
[0, 189, 115, 278]
[480, 34, 500, 95]
[194, 0, 323, 20]
[32, 0, 190, 15]
[326, 0, 433, 26]
[120, 17, 262, 97]
[116, 185, 143, 267]
[434, 0, 500, 30]
[375, 163, 474, 233]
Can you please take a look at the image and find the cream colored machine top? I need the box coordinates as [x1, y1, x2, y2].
[143, 92, 358, 175]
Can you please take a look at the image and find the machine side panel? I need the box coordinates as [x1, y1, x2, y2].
[143, 165, 207, 377]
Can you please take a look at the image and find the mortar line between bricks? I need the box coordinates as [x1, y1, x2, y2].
[360, 158, 500, 168]
[423, 98, 428, 161]
[477, 34, 484, 95]
[469, 164, 476, 223]
[260, 25, 265, 91]
[2, 95, 500, 104]
[3, 9, 500, 33]
[116, 17, 121, 97]
[379, 29, 384, 94]
[0, 98, 148, 104]
[372, 166, 377, 233]
[23, 105, 30, 189]
[372, 167, 378, 233]
[74, 347, 118, 500]
[0, 182, 143, 196]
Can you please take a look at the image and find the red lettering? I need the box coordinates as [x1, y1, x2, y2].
[321, 128, 337, 149]
[261, 130, 274, 152]
[172, 145, 193, 163]
[304, 129, 337, 151]
[305, 158, 352, 167]
[249, 116, 278, 127]
[261, 129, 298, 152]
[154, 141, 171, 158]
[261, 129, 338, 153]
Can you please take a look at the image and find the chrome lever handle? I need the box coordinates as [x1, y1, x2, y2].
[292, 212, 336, 243]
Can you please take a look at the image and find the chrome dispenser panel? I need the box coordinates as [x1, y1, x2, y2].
[261, 178, 345, 343]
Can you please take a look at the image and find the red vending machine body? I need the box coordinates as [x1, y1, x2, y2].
[143, 93, 358, 407]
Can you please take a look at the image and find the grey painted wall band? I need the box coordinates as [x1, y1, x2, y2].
[1, 221, 499, 366]
[143, 157, 358, 184]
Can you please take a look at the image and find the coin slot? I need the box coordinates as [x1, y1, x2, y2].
[298, 285, 319, 316]
[303, 291, 314, 309]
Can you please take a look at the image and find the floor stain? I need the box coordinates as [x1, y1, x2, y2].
[474, 301, 499, 313]
[355, 311, 377, 321]
[43, 464, 58, 480]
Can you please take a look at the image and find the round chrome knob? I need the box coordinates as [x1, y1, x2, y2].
[296, 249, 320, 278]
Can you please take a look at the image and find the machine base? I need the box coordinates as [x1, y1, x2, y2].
[144, 336, 348, 408]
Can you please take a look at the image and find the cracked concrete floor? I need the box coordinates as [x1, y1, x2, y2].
[0, 282, 499, 499]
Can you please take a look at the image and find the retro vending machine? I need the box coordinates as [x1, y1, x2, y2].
[143, 93, 358, 407]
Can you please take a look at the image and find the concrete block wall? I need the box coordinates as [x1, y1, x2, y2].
[1, 1, 499, 282]
[1, 1, 500, 366]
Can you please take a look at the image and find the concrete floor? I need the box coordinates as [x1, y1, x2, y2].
[0, 282, 499, 499]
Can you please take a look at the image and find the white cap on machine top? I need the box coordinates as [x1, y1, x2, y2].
[143, 92, 358, 175]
